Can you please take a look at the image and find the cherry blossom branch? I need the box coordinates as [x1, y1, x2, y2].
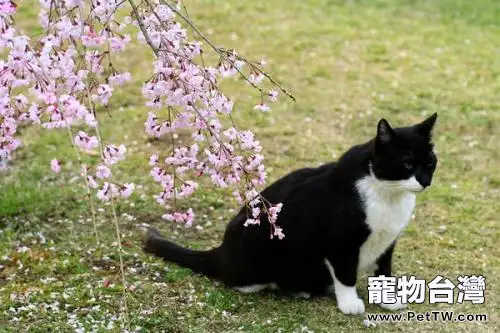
[1, 0, 291, 251]
[219, 48, 296, 102]
[24, 39, 102, 247]
[157, 0, 295, 101]
[66, 125, 100, 247]
[83, 68, 131, 330]
[127, 0, 159, 56]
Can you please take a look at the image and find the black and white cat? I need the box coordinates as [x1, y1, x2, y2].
[143, 114, 438, 315]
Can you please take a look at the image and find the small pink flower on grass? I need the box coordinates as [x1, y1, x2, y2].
[162, 208, 194, 227]
[96, 165, 112, 179]
[120, 183, 135, 198]
[253, 103, 270, 112]
[50, 159, 61, 173]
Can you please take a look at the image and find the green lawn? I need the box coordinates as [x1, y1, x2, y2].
[1, 0, 499, 332]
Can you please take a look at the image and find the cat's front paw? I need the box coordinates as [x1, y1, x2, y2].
[379, 300, 407, 311]
[337, 296, 365, 315]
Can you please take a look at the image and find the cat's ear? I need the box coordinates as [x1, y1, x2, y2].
[415, 113, 437, 138]
[376, 118, 394, 144]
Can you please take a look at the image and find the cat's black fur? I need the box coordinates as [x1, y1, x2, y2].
[144, 114, 438, 297]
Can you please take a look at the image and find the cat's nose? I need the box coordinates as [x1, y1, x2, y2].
[417, 175, 431, 188]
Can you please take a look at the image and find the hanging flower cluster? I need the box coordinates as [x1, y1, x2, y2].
[0, 0, 293, 239]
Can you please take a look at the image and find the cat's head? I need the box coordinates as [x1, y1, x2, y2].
[370, 113, 438, 192]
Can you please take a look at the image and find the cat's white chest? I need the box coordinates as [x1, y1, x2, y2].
[355, 175, 416, 272]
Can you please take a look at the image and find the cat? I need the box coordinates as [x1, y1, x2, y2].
[143, 113, 438, 315]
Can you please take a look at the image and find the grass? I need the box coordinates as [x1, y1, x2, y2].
[1, 0, 499, 332]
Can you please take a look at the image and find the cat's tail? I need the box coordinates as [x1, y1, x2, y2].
[143, 228, 220, 278]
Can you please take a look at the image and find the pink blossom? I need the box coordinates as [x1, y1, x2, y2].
[74, 131, 98, 151]
[87, 175, 99, 189]
[108, 72, 131, 87]
[154, 5, 173, 21]
[93, 84, 113, 105]
[50, 159, 61, 173]
[239, 130, 262, 152]
[176, 181, 198, 199]
[268, 203, 283, 223]
[82, 27, 106, 47]
[96, 182, 119, 202]
[103, 144, 126, 165]
[165, 144, 199, 169]
[85, 113, 97, 127]
[150, 167, 174, 185]
[248, 73, 265, 85]
[244, 218, 260, 226]
[109, 35, 131, 52]
[162, 208, 194, 227]
[210, 94, 234, 114]
[96, 165, 112, 179]
[253, 103, 270, 112]
[155, 188, 174, 205]
[14, 94, 28, 109]
[149, 154, 159, 166]
[0, 1, 17, 16]
[268, 90, 279, 103]
[97, 183, 110, 202]
[28, 104, 41, 124]
[272, 226, 285, 240]
[120, 183, 135, 198]
[219, 64, 237, 78]
[144, 112, 174, 137]
[244, 188, 259, 202]
[85, 51, 104, 74]
[251, 206, 261, 219]
[223, 127, 238, 140]
[218, 59, 245, 78]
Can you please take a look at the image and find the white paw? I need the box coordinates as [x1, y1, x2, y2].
[379, 300, 407, 311]
[337, 296, 365, 315]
